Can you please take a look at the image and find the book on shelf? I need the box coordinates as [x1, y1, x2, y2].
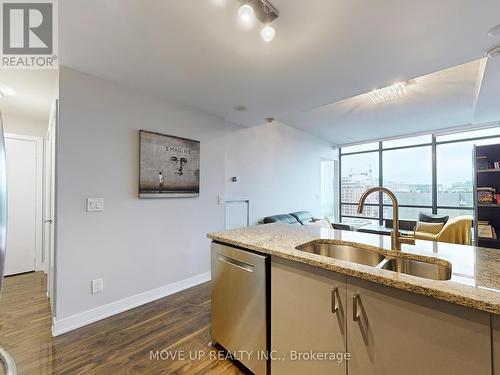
[475, 156, 500, 170]
[476, 156, 489, 170]
[478, 220, 497, 239]
[477, 187, 496, 203]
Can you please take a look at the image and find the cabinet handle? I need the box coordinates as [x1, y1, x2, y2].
[331, 287, 339, 313]
[353, 293, 360, 321]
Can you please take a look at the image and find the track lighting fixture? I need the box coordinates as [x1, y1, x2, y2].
[234, 1, 279, 42]
[261, 25, 275, 42]
[238, 4, 255, 25]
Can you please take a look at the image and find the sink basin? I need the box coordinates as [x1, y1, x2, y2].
[296, 241, 452, 281]
[378, 257, 452, 281]
[296, 242, 385, 266]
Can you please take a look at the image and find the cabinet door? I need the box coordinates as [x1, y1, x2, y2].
[347, 277, 491, 375]
[271, 257, 347, 375]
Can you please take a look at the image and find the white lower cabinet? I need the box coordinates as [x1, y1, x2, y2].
[346, 276, 491, 375]
[271, 257, 347, 375]
[271, 257, 492, 375]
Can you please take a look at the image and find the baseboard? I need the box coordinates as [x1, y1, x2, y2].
[52, 271, 211, 337]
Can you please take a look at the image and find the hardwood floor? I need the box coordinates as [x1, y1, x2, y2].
[0, 272, 249, 374]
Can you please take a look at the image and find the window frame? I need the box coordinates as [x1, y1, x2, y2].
[339, 129, 500, 224]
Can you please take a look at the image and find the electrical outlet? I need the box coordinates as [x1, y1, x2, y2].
[91, 278, 103, 294]
[87, 198, 104, 212]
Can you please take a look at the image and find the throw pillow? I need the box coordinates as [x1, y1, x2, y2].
[415, 221, 445, 235]
[418, 213, 449, 224]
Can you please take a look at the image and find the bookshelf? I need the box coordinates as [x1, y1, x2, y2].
[474, 143, 500, 249]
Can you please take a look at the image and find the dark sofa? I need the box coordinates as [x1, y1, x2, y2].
[263, 211, 351, 230]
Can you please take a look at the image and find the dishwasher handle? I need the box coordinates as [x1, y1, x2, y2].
[216, 254, 255, 273]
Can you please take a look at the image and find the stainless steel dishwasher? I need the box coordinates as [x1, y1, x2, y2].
[211, 242, 269, 375]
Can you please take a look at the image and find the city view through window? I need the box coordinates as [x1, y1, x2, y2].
[340, 127, 500, 225]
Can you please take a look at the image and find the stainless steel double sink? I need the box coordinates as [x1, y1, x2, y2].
[296, 241, 452, 281]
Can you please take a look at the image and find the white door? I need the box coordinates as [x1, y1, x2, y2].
[44, 103, 57, 308]
[5, 136, 39, 275]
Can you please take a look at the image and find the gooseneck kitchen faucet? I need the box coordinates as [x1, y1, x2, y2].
[357, 187, 415, 251]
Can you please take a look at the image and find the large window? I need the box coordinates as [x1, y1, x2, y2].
[383, 146, 432, 206]
[339, 126, 500, 224]
[341, 152, 379, 203]
[436, 142, 474, 208]
[340, 151, 379, 221]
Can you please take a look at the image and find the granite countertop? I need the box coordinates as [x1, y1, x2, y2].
[207, 223, 500, 315]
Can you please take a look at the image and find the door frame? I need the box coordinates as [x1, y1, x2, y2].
[4, 132, 44, 272]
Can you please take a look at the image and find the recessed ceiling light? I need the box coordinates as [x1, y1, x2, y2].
[367, 82, 408, 104]
[265, 117, 275, 123]
[486, 45, 500, 58]
[234, 105, 247, 111]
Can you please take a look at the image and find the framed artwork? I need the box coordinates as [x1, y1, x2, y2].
[139, 130, 200, 198]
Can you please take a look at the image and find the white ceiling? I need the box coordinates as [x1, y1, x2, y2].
[282, 59, 487, 144]
[60, 0, 500, 144]
[0, 70, 58, 122]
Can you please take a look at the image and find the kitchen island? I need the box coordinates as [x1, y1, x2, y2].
[208, 223, 500, 375]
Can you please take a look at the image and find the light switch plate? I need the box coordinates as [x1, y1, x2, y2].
[87, 198, 104, 212]
[91, 278, 103, 294]
[217, 194, 224, 205]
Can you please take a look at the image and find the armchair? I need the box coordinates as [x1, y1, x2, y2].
[414, 215, 473, 245]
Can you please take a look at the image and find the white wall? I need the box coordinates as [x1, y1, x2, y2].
[55, 67, 226, 328]
[2, 113, 48, 138]
[224, 121, 337, 224]
[54, 67, 337, 333]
